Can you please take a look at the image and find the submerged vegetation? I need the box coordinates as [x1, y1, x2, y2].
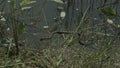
[0, 0, 120, 68]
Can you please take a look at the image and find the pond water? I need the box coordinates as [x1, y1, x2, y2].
[0, 0, 120, 49]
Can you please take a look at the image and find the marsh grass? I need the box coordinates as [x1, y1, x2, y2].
[0, 41, 119, 68]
